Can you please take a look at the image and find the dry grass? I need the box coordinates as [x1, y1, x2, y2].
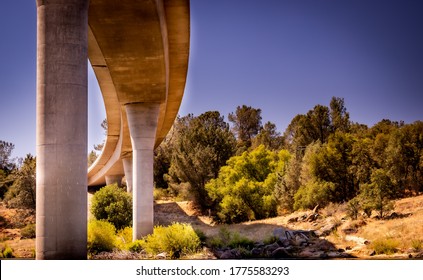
[357, 196, 423, 254]
[2, 193, 423, 259]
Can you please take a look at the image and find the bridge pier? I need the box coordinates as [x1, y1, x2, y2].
[122, 157, 133, 193]
[35, 0, 89, 259]
[125, 103, 160, 240]
[105, 175, 123, 187]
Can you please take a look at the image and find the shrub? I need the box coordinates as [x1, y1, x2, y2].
[194, 228, 207, 243]
[87, 220, 117, 254]
[411, 239, 422, 252]
[359, 169, 395, 218]
[293, 180, 334, 210]
[346, 197, 361, 220]
[371, 238, 400, 255]
[263, 235, 278, 245]
[116, 227, 133, 250]
[21, 223, 36, 239]
[128, 240, 144, 253]
[141, 223, 201, 259]
[206, 146, 285, 223]
[208, 227, 254, 250]
[90, 184, 132, 229]
[1, 245, 14, 258]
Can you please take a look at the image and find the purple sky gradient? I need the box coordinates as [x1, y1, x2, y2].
[1, 0, 422, 159]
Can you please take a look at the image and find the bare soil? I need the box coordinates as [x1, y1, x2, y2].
[1, 194, 423, 259]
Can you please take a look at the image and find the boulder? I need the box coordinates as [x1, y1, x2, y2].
[271, 247, 291, 258]
[264, 242, 281, 256]
[220, 249, 242, 259]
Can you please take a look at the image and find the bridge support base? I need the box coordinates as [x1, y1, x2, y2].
[122, 157, 133, 193]
[126, 103, 160, 240]
[105, 175, 123, 187]
[35, 0, 89, 259]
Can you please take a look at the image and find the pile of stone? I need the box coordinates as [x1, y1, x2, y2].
[215, 227, 352, 259]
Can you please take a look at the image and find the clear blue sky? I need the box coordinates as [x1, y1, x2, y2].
[1, 0, 422, 159]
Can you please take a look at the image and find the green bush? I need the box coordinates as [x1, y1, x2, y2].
[141, 223, 201, 259]
[90, 184, 132, 229]
[87, 220, 117, 254]
[293, 180, 334, 210]
[1, 245, 14, 258]
[116, 226, 133, 250]
[411, 239, 422, 252]
[208, 227, 254, 250]
[346, 197, 361, 220]
[206, 146, 286, 223]
[372, 238, 399, 255]
[21, 223, 36, 239]
[128, 240, 144, 253]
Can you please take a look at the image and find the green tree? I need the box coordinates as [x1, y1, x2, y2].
[330, 96, 350, 133]
[168, 112, 236, 211]
[359, 169, 395, 218]
[293, 141, 335, 210]
[90, 184, 132, 229]
[313, 132, 357, 202]
[206, 145, 287, 223]
[154, 127, 174, 189]
[4, 155, 36, 209]
[252, 121, 284, 151]
[284, 104, 331, 151]
[228, 105, 262, 152]
[88, 119, 108, 167]
[0, 140, 15, 172]
[385, 121, 423, 195]
[274, 151, 301, 212]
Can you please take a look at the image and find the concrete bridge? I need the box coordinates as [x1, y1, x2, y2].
[35, 0, 190, 259]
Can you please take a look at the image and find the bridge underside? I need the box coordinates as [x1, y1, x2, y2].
[35, 0, 189, 259]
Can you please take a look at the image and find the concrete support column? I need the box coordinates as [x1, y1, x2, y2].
[125, 103, 160, 240]
[122, 157, 133, 193]
[35, 0, 89, 259]
[105, 175, 123, 187]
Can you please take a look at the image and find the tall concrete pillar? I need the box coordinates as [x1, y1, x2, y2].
[35, 0, 89, 259]
[125, 103, 160, 240]
[105, 175, 123, 187]
[122, 157, 133, 193]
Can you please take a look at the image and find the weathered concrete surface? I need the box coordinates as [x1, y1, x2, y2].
[122, 157, 133, 193]
[35, 0, 89, 259]
[126, 103, 160, 239]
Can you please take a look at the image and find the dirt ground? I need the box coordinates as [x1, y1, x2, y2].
[1, 194, 423, 259]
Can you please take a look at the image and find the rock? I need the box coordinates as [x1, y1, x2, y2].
[298, 214, 308, 222]
[319, 252, 329, 259]
[277, 239, 290, 248]
[273, 227, 288, 241]
[316, 223, 337, 236]
[288, 217, 298, 223]
[306, 213, 319, 222]
[415, 252, 423, 259]
[345, 235, 369, 246]
[293, 235, 308, 246]
[220, 249, 242, 259]
[156, 252, 167, 259]
[298, 248, 317, 258]
[251, 247, 263, 257]
[369, 250, 376, 256]
[264, 242, 280, 255]
[271, 247, 291, 258]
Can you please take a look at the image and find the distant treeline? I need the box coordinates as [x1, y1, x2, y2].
[155, 97, 423, 223]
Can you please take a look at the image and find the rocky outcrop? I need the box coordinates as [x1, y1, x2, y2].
[214, 227, 353, 259]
